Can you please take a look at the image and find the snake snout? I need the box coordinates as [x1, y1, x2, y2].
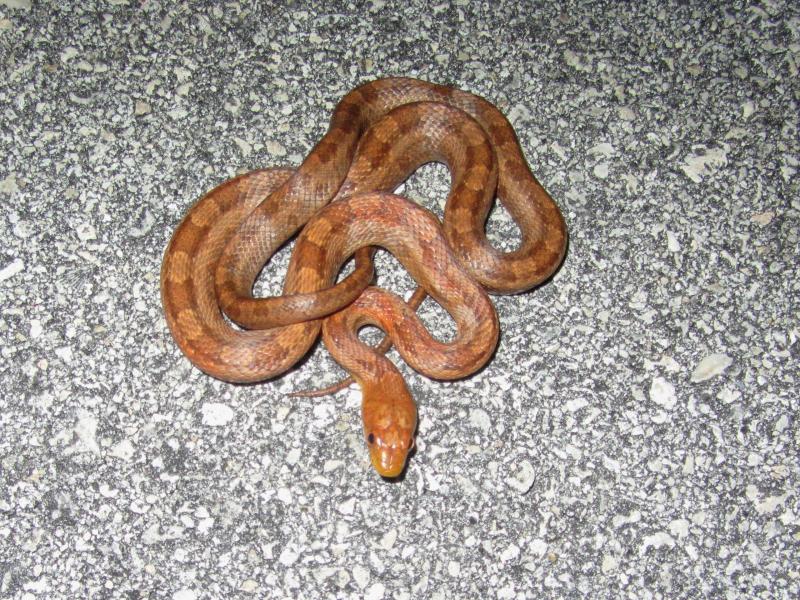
[368, 438, 413, 479]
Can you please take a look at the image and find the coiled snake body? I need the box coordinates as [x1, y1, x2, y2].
[160, 78, 566, 477]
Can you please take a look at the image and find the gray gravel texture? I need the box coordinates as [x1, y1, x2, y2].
[1, 0, 798, 598]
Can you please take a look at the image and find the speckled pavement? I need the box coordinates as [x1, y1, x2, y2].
[1, 1, 798, 598]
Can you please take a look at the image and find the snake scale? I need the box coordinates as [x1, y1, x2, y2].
[160, 77, 567, 477]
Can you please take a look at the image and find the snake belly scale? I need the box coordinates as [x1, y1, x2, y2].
[160, 77, 567, 478]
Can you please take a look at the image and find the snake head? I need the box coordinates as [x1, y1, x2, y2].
[366, 426, 416, 478]
[361, 381, 418, 478]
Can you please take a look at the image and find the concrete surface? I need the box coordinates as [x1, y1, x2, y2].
[1, 0, 798, 598]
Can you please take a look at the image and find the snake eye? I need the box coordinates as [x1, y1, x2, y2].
[367, 433, 375, 445]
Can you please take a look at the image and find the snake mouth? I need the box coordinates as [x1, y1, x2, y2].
[369, 448, 409, 479]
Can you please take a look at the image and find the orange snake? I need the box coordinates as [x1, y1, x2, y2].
[160, 78, 567, 477]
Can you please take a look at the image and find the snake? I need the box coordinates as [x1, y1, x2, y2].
[160, 77, 567, 478]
